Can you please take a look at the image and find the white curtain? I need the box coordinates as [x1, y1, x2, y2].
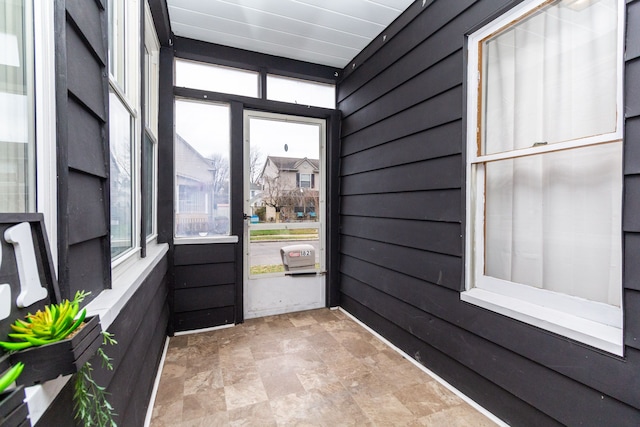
[483, 0, 621, 306]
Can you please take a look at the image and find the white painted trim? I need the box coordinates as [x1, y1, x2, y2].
[174, 235, 239, 245]
[33, 0, 57, 269]
[338, 308, 509, 427]
[144, 337, 170, 427]
[174, 322, 235, 336]
[461, 288, 623, 356]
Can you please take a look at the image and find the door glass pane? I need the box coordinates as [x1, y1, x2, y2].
[482, 0, 618, 155]
[0, 0, 35, 212]
[248, 117, 321, 276]
[175, 100, 231, 238]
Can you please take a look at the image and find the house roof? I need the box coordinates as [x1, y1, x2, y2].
[266, 156, 319, 172]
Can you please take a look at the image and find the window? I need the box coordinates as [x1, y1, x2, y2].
[298, 173, 312, 188]
[1, 0, 35, 212]
[464, 0, 624, 354]
[174, 100, 231, 240]
[0, 0, 56, 257]
[267, 74, 335, 108]
[108, 0, 139, 261]
[175, 59, 259, 98]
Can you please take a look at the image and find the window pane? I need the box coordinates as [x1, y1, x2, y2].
[0, 0, 35, 212]
[267, 75, 335, 108]
[143, 132, 154, 238]
[108, 0, 126, 89]
[175, 100, 231, 237]
[485, 142, 622, 306]
[110, 92, 133, 258]
[482, 0, 618, 155]
[175, 59, 258, 98]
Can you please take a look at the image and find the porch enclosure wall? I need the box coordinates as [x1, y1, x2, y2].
[36, 0, 170, 425]
[337, 0, 640, 425]
[167, 37, 341, 332]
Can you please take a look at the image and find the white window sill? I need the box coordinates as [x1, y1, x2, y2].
[461, 287, 623, 356]
[174, 235, 238, 245]
[25, 242, 169, 424]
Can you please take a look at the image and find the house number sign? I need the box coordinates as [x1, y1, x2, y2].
[0, 221, 50, 321]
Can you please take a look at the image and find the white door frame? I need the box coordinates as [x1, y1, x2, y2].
[243, 110, 327, 319]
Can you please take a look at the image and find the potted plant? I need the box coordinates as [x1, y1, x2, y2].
[0, 291, 103, 386]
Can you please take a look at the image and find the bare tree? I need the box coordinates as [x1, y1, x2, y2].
[249, 148, 264, 185]
[208, 153, 229, 195]
[261, 172, 297, 222]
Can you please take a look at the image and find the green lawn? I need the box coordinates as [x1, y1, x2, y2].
[250, 228, 318, 242]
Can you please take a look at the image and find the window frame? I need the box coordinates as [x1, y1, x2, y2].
[143, 1, 159, 242]
[463, 0, 625, 355]
[173, 98, 236, 245]
[108, 0, 141, 268]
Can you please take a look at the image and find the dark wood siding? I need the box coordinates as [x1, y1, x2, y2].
[36, 257, 170, 427]
[39, 1, 171, 425]
[337, 0, 640, 425]
[173, 244, 237, 330]
[56, 0, 110, 299]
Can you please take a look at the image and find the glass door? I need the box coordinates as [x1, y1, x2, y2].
[243, 111, 326, 319]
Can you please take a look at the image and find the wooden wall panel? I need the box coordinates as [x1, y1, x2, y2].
[341, 87, 462, 156]
[342, 51, 463, 136]
[175, 306, 236, 331]
[341, 236, 462, 290]
[67, 171, 108, 244]
[341, 156, 461, 195]
[174, 243, 235, 265]
[65, 23, 106, 120]
[67, 98, 107, 177]
[341, 121, 462, 176]
[625, 116, 640, 174]
[337, 0, 640, 423]
[174, 285, 235, 312]
[340, 216, 462, 257]
[173, 243, 237, 331]
[341, 191, 462, 222]
[67, 238, 108, 296]
[174, 263, 236, 289]
[66, 0, 106, 64]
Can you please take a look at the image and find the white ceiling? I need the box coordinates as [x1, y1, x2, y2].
[166, 0, 416, 68]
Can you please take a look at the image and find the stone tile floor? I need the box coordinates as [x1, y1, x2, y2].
[150, 308, 498, 426]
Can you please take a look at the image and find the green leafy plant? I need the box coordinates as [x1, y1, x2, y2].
[0, 362, 24, 394]
[0, 291, 91, 351]
[73, 331, 118, 427]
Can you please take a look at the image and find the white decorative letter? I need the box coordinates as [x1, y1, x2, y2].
[4, 222, 48, 308]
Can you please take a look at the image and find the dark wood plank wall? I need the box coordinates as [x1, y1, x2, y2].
[56, 0, 111, 300]
[36, 259, 170, 427]
[337, 0, 640, 425]
[38, 1, 172, 425]
[173, 244, 237, 330]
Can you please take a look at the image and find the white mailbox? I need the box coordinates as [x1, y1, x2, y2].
[280, 244, 315, 271]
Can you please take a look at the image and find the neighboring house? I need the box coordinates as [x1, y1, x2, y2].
[258, 156, 319, 221]
[174, 134, 230, 236]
